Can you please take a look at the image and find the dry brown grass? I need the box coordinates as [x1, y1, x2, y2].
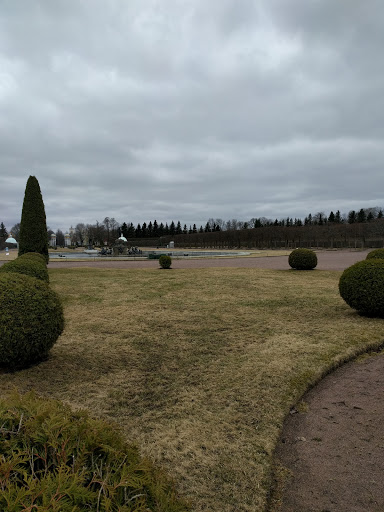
[0, 266, 383, 511]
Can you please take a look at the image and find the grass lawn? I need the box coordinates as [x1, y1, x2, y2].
[0, 266, 383, 511]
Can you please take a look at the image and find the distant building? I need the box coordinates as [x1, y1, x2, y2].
[5, 234, 18, 247]
[50, 233, 57, 247]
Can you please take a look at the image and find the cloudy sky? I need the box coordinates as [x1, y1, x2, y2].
[1, 0, 383, 232]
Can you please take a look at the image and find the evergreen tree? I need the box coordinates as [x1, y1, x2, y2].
[135, 223, 142, 238]
[175, 221, 182, 235]
[158, 222, 164, 236]
[348, 210, 357, 224]
[188, 225, 193, 234]
[335, 210, 342, 223]
[199, 225, 204, 233]
[192, 224, 197, 234]
[153, 220, 159, 237]
[204, 222, 211, 232]
[183, 224, 188, 235]
[357, 208, 366, 223]
[328, 211, 335, 223]
[164, 223, 170, 235]
[169, 221, 175, 236]
[0, 222, 8, 238]
[19, 176, 49, 262]
[127, 223, 135, 237]
[55, 229, 65, 247]
[147, 221, 153, 237]
[141, 222, 148, 237]
[378, 209, 383, 219]
[0, 222, 8, 251]
[121, 222, 128, 238]
[367, 211, 374, 222]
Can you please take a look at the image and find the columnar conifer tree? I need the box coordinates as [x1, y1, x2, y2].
[18, 176, 49, 262]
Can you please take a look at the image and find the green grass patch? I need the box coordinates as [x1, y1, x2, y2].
[0, 267, 383, 511]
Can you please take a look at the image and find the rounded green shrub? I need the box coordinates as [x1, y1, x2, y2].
[0, 390, 189, 511]
[366, 248, 384, 260]
[18, 251, 48, 265]
[339, 259, 384, 317]
[159, 254, 172, 269]
[288, 248, 318, 270]
[0, 273, 64, 370]
[0, 256, 49, 282]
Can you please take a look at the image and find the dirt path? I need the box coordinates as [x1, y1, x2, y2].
[270, 352, 384, 512]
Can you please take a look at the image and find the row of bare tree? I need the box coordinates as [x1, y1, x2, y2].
[3, 207, 384, 249]
[164, 218, 384, 249]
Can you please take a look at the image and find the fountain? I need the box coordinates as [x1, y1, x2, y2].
[83, 239, 98, 255]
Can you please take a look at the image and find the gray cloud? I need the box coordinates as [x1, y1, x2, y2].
[1, 0, 383, 232]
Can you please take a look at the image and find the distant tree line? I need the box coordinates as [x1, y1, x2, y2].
[2, 206, 383, 249]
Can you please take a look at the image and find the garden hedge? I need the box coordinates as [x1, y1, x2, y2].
[18, 251, 48, 265]
[159, 254, 172, 269]
[0, 273, 64, 370]
[0, 390, 189, 511]
[339, 259, 384, 317]
[366, 248, 384, 260]
[288, 248, 317, 270]
[0, 256, 49, 282]
[18, 176, 49, 263]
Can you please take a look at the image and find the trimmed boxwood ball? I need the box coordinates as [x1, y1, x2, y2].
[19, 251, 48, 265]
[288, 248, 318, 270]
[0, 256, 49, 282]
[339, 259, 384, 317]
[0, 390, 189, 511]
[0, 273, 64, 370]
[159, 254, 172, 269]
[366, 248, 384, 260]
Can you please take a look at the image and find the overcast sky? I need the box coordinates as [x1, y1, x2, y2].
[1, 0, 383, 232]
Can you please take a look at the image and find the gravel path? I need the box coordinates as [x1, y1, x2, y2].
[270, 352, 384, 512]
